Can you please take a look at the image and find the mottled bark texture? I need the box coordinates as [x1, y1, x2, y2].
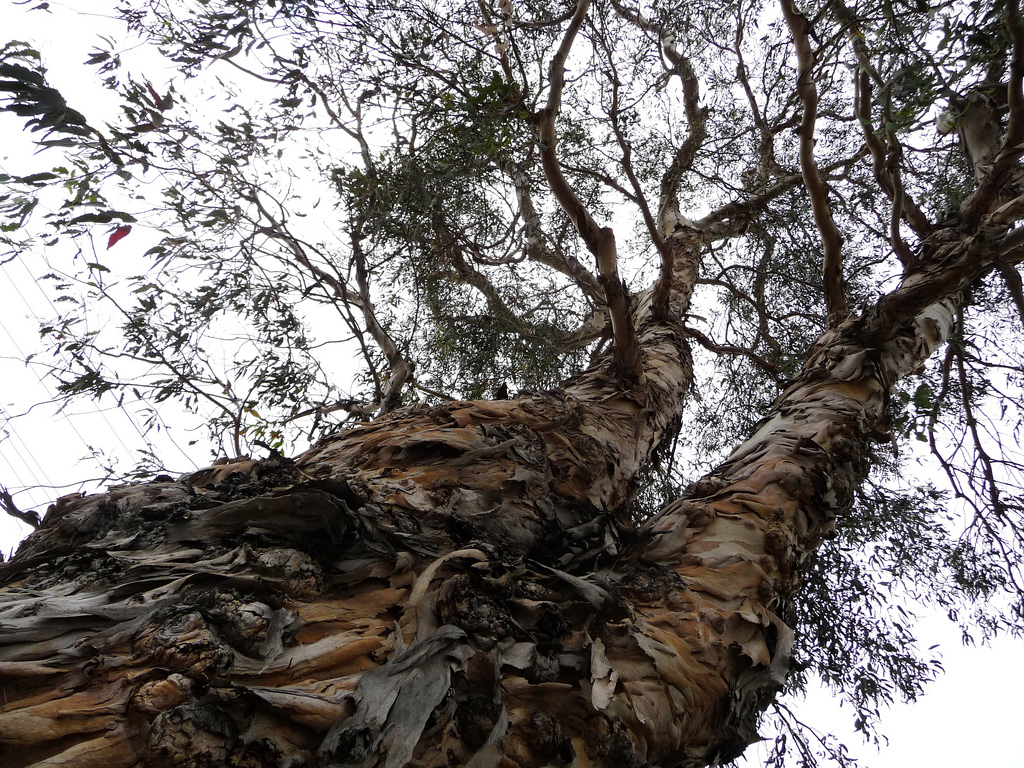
[0, 235, 973, 768]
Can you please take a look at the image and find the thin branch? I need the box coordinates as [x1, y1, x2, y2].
[610, 0, 705, 220]
[411, 380, 458, 402]
[600, 35, 672, 279]
[698, 174, 801, 238]
[780, 0, 848, 324]
[735, 9, 771, 141]
[500, 161, 605, 302]
[735, 5, 785, 197]
[610, 0, 708, 319]
[955, 342, 1007, 518]
[698, 152, 865, 239]
[839, 3, 931, 257]
[476, 0, 517, 86]
[351, 229, 415, 414]
[245, 184, 412, 414]
[95, 287, 245, 455]
[435, 226, 593, 351]
[654, 41, 705, 317]
[238, 71, 417, 415]
[682, 325, 782, 381]
[655, 56, 704, 316]
[283, 399, 378, 424]
[240, 190, 371, 319]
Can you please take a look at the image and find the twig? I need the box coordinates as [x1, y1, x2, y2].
[682, 325, 782, 381]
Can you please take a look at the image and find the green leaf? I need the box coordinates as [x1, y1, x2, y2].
[69, 211, 137, 224]
[913, 383, 933, 410]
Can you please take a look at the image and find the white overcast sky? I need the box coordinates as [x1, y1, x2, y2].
[0, 2, 1022, 766]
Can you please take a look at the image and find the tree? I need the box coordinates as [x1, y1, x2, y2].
[0, 0, 1022, 765]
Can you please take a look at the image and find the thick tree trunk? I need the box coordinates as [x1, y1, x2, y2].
[2, 0, 1021, 763]
[0, 263, 960, 768]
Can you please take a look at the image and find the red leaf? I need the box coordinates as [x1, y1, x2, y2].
[107, 225, 132, 249]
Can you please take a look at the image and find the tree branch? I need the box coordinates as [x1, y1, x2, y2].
[734, 6, 785, 196]
[245, 184, 412, 415]
[433, 225, 596, 352]
[682, 324, 782, 381]
[855, 67, 915, 269]
[780, 0, 848, 324]
[351, 229, 415, 414]
[999, 262, 1024, 330]
[536, 0, 643, 380]
[500, 161, 605, 303]
[697, 153, 865, 240]
[601, 37, 673, 285]
[839, 0, 931, 245]
[609, 0, 708, 320]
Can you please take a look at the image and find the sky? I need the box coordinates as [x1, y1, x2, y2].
[0, 2, 1022, 766]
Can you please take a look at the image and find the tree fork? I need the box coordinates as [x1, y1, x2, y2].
[0, 279, 955, 768]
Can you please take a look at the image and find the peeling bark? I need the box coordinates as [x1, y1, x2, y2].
[2, 3, 1023, 766]
[0, 246, 972, 768]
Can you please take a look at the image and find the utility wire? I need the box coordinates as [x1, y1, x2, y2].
[2, 260, 140, 457]
[0, 296, 113, 461]
[12, 253, 201, 471]
[0, 403, 57, 498]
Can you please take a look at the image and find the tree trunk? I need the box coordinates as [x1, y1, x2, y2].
[4, 0, 1024, 762]
[0, 245, 965, 768]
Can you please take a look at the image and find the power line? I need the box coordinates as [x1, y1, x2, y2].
[13, 253, 202, 471]
[3, 259, 142, 458]
[0, 294, 111, 462]
[1, 256, 200, 474]
[0, 402, 57, 497]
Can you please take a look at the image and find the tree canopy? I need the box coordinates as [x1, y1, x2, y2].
[2, 0, 1024, 765]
